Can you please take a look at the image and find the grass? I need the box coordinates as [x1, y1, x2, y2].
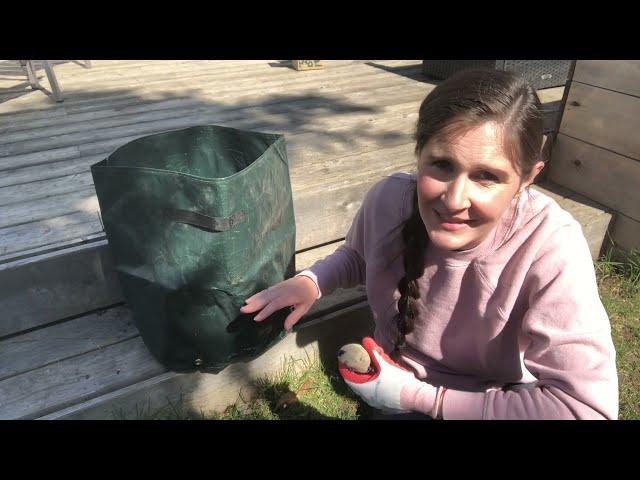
[129, 248, 639, 420]
[119, 352, 365, 420]
[596, 248, 640, 420]
[208, 353, 363, 420]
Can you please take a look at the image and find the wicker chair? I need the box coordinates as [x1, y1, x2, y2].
[421, 60, 573, 90]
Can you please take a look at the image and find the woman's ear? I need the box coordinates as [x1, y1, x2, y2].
[519, 160, 545, 194]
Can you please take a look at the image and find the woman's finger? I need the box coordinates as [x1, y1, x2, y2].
[240, 302, 261, 313]
[242, 286, 278, 311]
[243, 288, 270, 305]
[254, 298, 289, 322]
[240, 295, 269, 313]
[283, 304, 308, 331]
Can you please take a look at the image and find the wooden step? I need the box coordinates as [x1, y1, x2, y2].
[532, 180, 613, 259]
[45, 301, 373, 420]
[0, 280, 371, 420]
[0, 242, 369, 419]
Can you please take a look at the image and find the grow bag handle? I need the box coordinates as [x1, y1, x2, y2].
[162, 208, 246, 232]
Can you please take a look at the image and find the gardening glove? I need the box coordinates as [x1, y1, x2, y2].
[338, 337, 443, 417]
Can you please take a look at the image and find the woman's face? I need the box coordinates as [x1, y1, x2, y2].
[417, 121, 542, 251]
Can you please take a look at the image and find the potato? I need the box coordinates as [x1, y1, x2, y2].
[337, 343, 371, 374]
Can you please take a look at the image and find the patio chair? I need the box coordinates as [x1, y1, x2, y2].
[19, 60, 92, 102]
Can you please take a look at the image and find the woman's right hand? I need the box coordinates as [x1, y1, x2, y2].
[240, 276, 320, 331]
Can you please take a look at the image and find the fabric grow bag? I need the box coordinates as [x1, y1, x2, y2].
[91, 125, 296, 372]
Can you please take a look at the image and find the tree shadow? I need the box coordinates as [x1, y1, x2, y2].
[364, 61, 438, 85]
[241, 382, 335, 420]
[268, 60, 295, 70]
[0, 81, 36, 103]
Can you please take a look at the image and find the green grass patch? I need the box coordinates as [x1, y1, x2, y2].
[596, 248, 640, 420]
[211, 354, 363, 420]
[120, 353, 365, 420]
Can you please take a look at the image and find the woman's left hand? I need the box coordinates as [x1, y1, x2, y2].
[338, 337, 440, 416]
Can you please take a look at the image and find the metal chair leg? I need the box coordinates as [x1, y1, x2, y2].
[23, 60, 41, 90]
[42, 60, 64, 102]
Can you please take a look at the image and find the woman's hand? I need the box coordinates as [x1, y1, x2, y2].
[240, 276, 319, 331]
[339, 337, 441, 416]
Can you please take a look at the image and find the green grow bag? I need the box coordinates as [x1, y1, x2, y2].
[91, 125, 296, 373]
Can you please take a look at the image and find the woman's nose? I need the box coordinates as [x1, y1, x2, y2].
[442, 176, 471, 211]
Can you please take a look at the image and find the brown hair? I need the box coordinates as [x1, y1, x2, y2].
[392, 68, 544, 354]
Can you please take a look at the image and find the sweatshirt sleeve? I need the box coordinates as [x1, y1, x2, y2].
[441, 222, 619, 420]
[301, 175, 411, 297]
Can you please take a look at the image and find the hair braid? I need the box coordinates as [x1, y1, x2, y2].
[393, 185, 429, 355]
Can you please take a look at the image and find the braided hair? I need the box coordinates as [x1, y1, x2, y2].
[393, 186, 428, 354]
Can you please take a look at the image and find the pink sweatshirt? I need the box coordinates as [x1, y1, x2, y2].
[303, 173, 618, 419]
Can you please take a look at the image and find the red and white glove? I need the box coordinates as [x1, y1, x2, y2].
[338, 337, 445, 417]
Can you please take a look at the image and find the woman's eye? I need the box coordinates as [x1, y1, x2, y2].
[473, 171, 499, 183]
[432, 160, 452, 170]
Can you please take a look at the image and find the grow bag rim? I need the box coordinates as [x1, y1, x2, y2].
[95, 125, 287, 183]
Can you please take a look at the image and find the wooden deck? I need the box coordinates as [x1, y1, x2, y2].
[0, 60, 565, 264]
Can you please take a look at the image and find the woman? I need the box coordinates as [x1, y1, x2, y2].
[240, 69, 619, 420]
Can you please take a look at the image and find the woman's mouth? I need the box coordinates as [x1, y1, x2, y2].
[434, 209, 471, 232]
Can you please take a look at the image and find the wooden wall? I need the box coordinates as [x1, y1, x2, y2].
[548, 60, 640, 253]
